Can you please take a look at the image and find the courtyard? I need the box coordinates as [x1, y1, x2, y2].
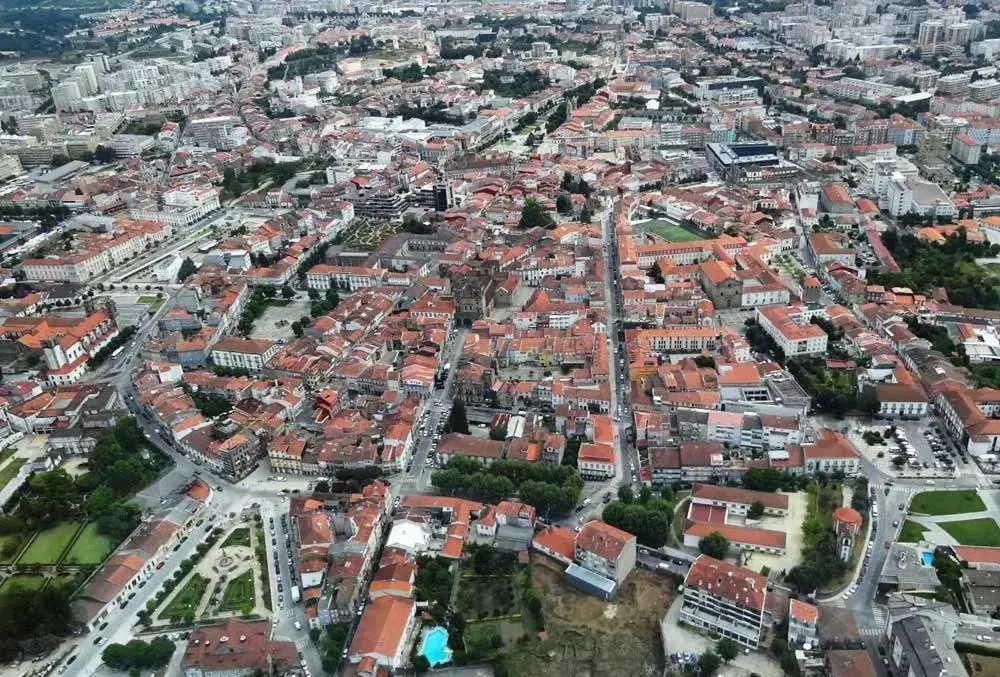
[248, 296, 311, 342]
[734, 491, 808, 577]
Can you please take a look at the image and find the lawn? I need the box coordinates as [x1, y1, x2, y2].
[137, 295, 166, 311]
[219, 570, 255, 614]
[640, 219, 703, 243]
[0, 575, 47, 592]
[161, 573, 209, 622]
[221, 527, 251, 548]
[17, 522, 83, 565]
[63, 522, 116, 565]
[898, 520, 928, 544]
[0, 457, 25, 491]
[909, 490, 986, 516]
[939, 518, 1000, 547]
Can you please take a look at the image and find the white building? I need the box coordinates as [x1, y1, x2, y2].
[681, 555, 768, 649]
[755, 306, 828, 357]
[210, 337, 279, 372]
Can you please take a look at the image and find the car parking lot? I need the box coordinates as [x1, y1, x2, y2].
[851, 420, 966, 478]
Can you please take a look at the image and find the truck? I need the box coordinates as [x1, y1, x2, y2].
[290, 585, 301, 603]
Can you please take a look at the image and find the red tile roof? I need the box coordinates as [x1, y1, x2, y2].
[532, 525, 576, 561]
[575, 520, 635, 561]
[684, 521, 787, 550]
[183, 619, 297, 673]
[349, 595, 415, 659]
[789, 598, 818, 625]
[691, 483, 789, 510]
[685, 555, 767, 612]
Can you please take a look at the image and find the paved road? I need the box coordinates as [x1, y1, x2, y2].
[601, 199, 638, 492]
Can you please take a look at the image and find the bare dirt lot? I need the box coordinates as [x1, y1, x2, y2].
[502, 555, 674, 677]
[962, 652, 1000, 676]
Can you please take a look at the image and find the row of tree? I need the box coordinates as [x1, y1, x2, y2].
[431, 456, 584, 516]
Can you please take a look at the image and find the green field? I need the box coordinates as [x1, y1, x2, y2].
[221, 527, 251, 548]
[909, 490, 986, 516]
[0, 575, 47, 592]
[219, 570, 255, 614]
[939, 518, 1000, 547]
[137, 295, 165, 311]
[18, 522, 82, 565]
[161, 573, 209, 621]
[63, 522, 116, 565]
[639, 219, 703, 243]
[0, 457, 25, 491]
[898, 520, 928, 543]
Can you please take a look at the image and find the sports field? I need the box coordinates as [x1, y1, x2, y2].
[639, 219, 703, 242]
[18, 522, 82, 565]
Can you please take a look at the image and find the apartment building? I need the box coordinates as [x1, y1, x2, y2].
[681, 555, 768, 649]
[578, 442, 615, 479]
[573, 520, 637, 585]
[210, 337, 279, 373]
[788, 599, 819, 645]
[755, 306, 828, 357]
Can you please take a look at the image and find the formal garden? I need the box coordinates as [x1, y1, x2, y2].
[142, 519, 266, 629]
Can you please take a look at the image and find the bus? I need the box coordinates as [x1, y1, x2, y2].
[110, 346, 125, 360]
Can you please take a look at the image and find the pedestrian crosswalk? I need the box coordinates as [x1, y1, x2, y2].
[860, 626, 885, 638]
[872, 607, 888, 629]
[869, 482, 918, 495]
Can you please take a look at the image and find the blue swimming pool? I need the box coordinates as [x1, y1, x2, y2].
[921, 551, 934, 567]
[419, 626, 452, 667]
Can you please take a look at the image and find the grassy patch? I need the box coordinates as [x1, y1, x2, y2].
[221, 527, 251, 548]
[0, 457, 25, 491]
[0, 575, 47, 592]
[898, 520, 928, 543]
[219, 570, 255, 614]
[161, 573, 209, 622]
[137, 294, 165, 311]
[910, 490, 986, 516]
[940, 518, 1000, 546]
[63, 522, 116, 565]
[17, 522, 82, 565]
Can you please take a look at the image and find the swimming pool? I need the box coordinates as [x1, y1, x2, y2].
[419, 626, 452, 667]
[921, 551, 934, 567]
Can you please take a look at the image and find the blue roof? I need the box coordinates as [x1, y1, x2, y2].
[565, 563, 617, 594]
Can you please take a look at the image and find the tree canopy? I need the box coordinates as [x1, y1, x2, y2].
[698, 531, 730, 560]
[518, 197, 555, 229]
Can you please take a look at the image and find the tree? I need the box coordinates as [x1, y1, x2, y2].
[447, 399, 470, 435]
[93, 145, 116, 163]
[742, 468, 785, 493]
[617, 484, 634, 503]
[716, 638, 739, 662]
[698, 531, 730, 560]
[413, 655, 430, 674]
[638, 485, 652, 504]
[747, 500, 765, 520]
[699, 650, 722, 676]
[556, 193, 572, 214]
[281, 285, 295, 299]
[177, 257, 197, 283]
[648, 263, 664, 283]
[580, 206, 592, 223]
[519, 197, 555, 229]
[50, 154, 70, 167]
[489, 425, 508, 441]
